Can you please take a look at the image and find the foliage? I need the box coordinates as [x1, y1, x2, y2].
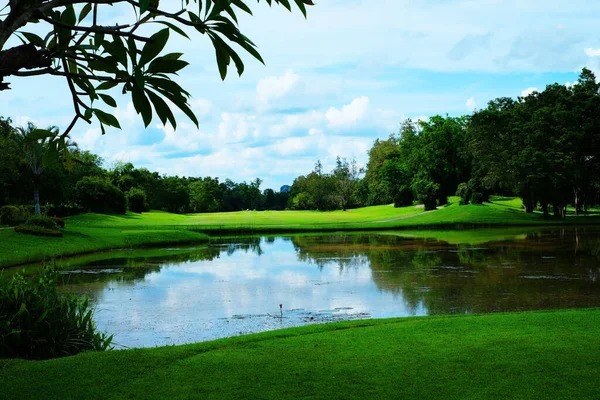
[0, 205, 30, 226]
[0, 267, 112, 359]
[49, 216, 66, 228]
[76, 176, 126, 214]
[25, 215, 60, 230]
[470, 192, 485, 205]
[126, 188, 149, 214]
[14, 224, 63, 238]
[0, 1, 312, 167]
[394, 186, 414, 208]
[48, 204, 85, 218]
[411, 177, 440, 211]
[456, 183, 471, 205]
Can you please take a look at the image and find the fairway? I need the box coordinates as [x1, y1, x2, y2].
[1, 309, 599, 399]
[2, 196, 600, 268]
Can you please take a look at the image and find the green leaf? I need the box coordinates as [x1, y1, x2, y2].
[140, 0, 150, 13]
[79, 3, 93, 23]
[99, 94, 117, 108]
[147, 90, 176, 128]
[139, 29, 170, 67]
[20, 32, 44, 47]
[211, 35, 230, 80]
[96, 81, 118, 91]
[42, 140, 59, 168]
[151, 21, 189, 39]
[25, 129, 57, 141]
[152, 85, 198, 127]
[62, 5, 77, 26]
[93, 109, 121, 129]
[130, 86, 153, 127]
[147, 59, 189, 74]
[59, 138, 73, 170]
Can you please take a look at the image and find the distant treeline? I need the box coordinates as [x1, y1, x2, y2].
[290, 68, 600, 216]
[1, 68, 599, 218]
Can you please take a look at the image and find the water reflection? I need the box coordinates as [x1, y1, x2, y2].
[49, 228, 600, 348]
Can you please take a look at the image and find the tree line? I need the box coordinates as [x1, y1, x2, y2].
[1, 68, 599, 219]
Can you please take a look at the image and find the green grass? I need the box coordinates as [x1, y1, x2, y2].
[1, 309, 599, 399]
[2, 196, 599, 268]
[0, 225, 209, 268]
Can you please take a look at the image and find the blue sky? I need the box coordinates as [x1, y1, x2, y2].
[2, 0, 600, 190]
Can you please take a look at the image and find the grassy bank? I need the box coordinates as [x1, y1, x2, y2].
[1, 309, 599, 399]
[65, 196, 600, 234]
[2, 196, 599, 268]
[0, 226, 209, 268]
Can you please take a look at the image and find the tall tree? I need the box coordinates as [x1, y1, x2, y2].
[18, 123, 62, 215]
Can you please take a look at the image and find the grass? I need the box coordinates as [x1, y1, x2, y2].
[2, 196, 599, 268]
[64, 196, 600, 234]
[1, 309, 599, 399]
[0, 226, 209, 268]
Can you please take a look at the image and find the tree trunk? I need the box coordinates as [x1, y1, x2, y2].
[541, 203, 549, 217]
[33, 183, 41, 215]
[573, 187, 580, 216]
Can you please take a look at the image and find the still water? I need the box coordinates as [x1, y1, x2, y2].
[55, 228, 600, 348]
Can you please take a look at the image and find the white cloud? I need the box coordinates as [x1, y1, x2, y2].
[585, 48, 600, 57]
[256, 70, 300, 110]
[191, 99, 213, 118]
[521, 87, 538, 97]
[465, 97, 477, 110]
[325, 96, 369, 128]
[217, 113, 259, 143]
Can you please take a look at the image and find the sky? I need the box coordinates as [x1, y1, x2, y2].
[2, 0, 600, 190]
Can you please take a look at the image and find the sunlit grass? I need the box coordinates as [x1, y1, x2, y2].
[2, 196, 599, 268]
[1, 309, 599, 399]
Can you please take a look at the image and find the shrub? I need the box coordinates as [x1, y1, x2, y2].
[14, 224, 63, 237]
[470, 192, 485, 205]
[0, 267, 112, 359]
[25, 215, 59, 230]
[49, 216, 65, 228]
[411, 178, 440, 211]
[48, 204, 85, 217]
[126, 188, 149, 213]
[76, 176, 126, 214]
[0, 205, 30, 226]
[394, 186, 414, 208]
[456, 183, 471, 206]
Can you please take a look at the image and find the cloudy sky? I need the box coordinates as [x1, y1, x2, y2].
[2, 0, 600, 190]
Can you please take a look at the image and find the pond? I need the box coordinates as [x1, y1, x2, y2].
[47, 227, 600, 348]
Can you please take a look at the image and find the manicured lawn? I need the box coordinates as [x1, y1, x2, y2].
[0, 226, 208, 268]
[2, 196, 599, 268]
[1, 309, 599, 399]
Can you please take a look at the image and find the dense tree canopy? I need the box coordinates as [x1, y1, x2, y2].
[1, 68, 599, 219]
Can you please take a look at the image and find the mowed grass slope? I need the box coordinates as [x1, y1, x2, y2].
[2, 196, 599, 267]
[0, 226, 208, 268]
[1, 309, 599, 399]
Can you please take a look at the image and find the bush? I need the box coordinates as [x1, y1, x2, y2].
[394, 186, 414, 208]
[126, 188, 149, 213]
[0, 205, 30, 226]
[48, 204, 85, 218]
[49, 216, 65, 228]
[470, 192, 485, 205]
[456, 183, 471, 206]
[412, 178, 440, 211]
[76, 176, 126, 214]
[0, 267, 112, 359]
[26, 215, 59, 230]
[14, 224, 63, 237]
